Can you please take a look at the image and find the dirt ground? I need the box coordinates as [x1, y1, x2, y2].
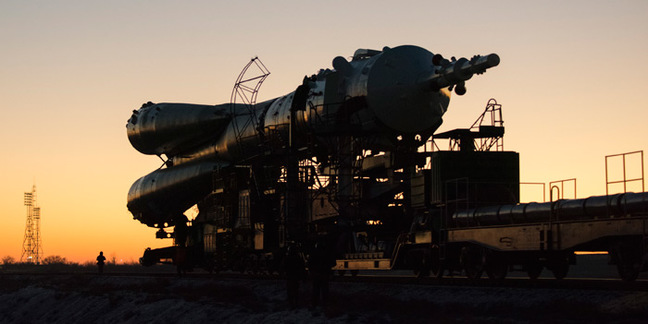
[1, 272, 647, 324]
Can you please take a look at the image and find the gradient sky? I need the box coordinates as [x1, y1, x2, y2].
[1, 1, 647, 263]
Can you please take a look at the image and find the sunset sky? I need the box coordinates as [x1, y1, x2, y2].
[1, 1, 647, 263]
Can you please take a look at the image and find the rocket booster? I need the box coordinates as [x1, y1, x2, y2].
[126, 45, 500, 227]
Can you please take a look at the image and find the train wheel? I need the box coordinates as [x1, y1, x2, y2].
[617, 262, 641, 282]
[461, 247, 484, 279]
[526, 262, 543, 280]
[549, 256, 570, 280]
[486, 260, 507, 280]
[413, 249, 431, 279]
[484, 251, 507, 280]
[431, 264, 444, 279]
[350, 270, 359, 277]
[414, 269, 430, 278]
[414, 263, 430, 279]
[337, 270, 346, 276]
[611, 241, 641, 282]
[486, 264, 507, 280]
[430, 247, 444, 279]
[430, 255, 444, 279]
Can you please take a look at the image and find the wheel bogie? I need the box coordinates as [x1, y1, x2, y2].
[609, 238, 645, 282]
[548, 256, 570, 280]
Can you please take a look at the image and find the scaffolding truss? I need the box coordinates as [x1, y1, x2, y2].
[21, 185, 43, 264]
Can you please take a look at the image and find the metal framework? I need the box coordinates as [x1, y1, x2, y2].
[432, 98, 505, 152]
[21, 185, 43, 264]
[605, 150, 644, 195]
[229, 57, 271, 151]
[549, 178, 577, 201]
[229, 57, 272, 202]
[469, 98, 504, 151]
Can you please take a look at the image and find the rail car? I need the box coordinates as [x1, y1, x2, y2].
[127, 45, 648, 281]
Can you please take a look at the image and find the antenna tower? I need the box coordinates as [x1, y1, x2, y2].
[21, 185, 43, 264]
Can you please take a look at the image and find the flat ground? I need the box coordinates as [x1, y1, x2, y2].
[1, 271, 647, 323]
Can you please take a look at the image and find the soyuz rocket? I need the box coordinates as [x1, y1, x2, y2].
[125, 45, 500, 228]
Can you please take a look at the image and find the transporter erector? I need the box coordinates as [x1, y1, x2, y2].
[126, 45, 648, 281]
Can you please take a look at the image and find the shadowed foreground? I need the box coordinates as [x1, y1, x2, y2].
[1, 274, 647, 323]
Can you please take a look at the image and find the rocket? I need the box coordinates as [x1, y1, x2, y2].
[126, 45, 499, 227]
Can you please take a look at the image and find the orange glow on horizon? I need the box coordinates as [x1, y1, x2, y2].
[1, 1, 647, 265]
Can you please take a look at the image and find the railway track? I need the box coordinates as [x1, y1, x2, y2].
[3, 270, 647, 292]
[4, 270, 648, 323]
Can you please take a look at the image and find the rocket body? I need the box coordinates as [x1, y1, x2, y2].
[126, 45, 500, 227]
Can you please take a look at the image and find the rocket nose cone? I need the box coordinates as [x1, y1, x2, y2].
[126, 103, 231, 156]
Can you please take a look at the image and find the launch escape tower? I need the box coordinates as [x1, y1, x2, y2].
[21, 185, 43, 264]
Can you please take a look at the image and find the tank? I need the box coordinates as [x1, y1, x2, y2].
[554, 199, 586, 220]
[453, 192, 648, 227]
[621, 192, 648, 215]
[474, 205, 504, 226]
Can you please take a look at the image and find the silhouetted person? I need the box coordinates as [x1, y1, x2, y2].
[283, 245, 306, 309]
[308, 241, 336, 307]
[174, 214, 189, 247]
[96, 251, 106, 274]
[175, 246, 187, 277]
[174, 215, 189, 276]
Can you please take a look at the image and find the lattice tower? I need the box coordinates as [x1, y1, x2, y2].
[21, 185, 43, 264]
